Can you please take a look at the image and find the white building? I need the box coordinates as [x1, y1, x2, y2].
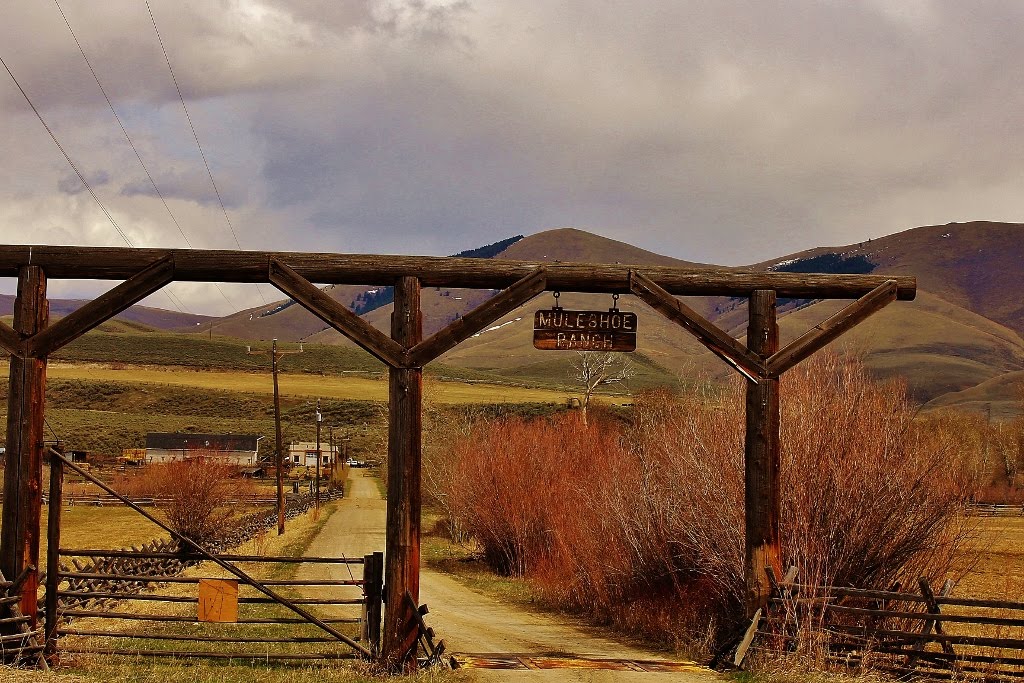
[145, 433, 263, 466]
[287, 441, 338, 468]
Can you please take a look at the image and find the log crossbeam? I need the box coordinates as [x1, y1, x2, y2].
[268, 259, 407, 369]
[766, 280, 897, 377]
[0, 322, 19, 356]
[406, 267, 547, 367]
[629, 270, 765, 381]
[22, 255, 175, 359]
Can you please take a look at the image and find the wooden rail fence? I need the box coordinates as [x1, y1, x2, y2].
[735, 569, 1024, 681]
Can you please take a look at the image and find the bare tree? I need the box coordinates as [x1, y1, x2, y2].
[569, 351, 635, 420]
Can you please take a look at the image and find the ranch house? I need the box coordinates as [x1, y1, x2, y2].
[144, 433, 264, 466]
[287, 441, 338, 468]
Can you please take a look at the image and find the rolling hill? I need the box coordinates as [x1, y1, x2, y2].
[34, 221, 1023, 417]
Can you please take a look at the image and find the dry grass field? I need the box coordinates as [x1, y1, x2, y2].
[959, 515, 1024, 600]
[47, 362, 587, 405]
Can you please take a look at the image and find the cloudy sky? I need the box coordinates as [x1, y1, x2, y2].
[1, 1, 1022, 314]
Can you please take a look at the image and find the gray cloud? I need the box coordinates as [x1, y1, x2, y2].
[2, 0, 1024, 312]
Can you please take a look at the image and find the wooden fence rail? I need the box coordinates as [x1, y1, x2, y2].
[736, 570, 1024, 682]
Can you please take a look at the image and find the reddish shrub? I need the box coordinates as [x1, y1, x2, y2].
[434, 353, 979, 653]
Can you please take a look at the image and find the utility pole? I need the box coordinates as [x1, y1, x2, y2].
[315, 398, 322, 511]
[247, 339, 303, 535]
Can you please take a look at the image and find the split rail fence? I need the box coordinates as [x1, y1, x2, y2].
[738, 570, 1024, 681]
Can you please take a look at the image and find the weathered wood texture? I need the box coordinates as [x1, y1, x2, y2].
[23, 255, 174, 358]
[362, 552, 384, 657]
[629, 270, 764, 379]
[269, 258, 406, 368]
[767, 279, 898, 377]
[0, 266, 48, 630]
[0, 245, 917, 299]
[408, 266, 546, 366]
[0, 320, 19, 356]
[744, 290, 782, 618]
[382, 276, 423, 671]
[755, 579, 1024, 681]
[44, 452, 62, 658]
[532, 329, 637, 352]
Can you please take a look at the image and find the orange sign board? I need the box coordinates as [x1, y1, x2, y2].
[198, 578, 239, 623]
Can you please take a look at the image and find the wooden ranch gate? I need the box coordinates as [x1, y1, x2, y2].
[0, 244, 915, 670]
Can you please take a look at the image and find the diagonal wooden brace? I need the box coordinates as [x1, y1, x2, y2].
[23, 255, 175, 358]
[406, 266, 547, 367]
[766, 280, 897, 377]
[0, 321, 19, 356]
[629, 270, 765, 381]
[268, 258, 408, 369]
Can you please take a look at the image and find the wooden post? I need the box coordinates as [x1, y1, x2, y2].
[744, 289, 782, 618]
[0, 265, 48, 630]
[382, 276, 422, 670]
[44, 450, 63, 658]
[271, 340, 285, 535]
[363, 551, 384, 657]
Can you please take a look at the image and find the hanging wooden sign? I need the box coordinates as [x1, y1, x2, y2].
[533, 309, 638, 351]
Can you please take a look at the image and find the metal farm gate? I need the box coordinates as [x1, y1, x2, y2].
[42, 448, 383, 663]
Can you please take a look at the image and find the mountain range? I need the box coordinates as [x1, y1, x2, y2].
[13, 221, 1024, 418]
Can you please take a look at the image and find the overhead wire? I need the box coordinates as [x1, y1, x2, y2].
[145, 0, 270, 308]
[54, 0, 236, 312]
[0, 54, 136, 250]
[0, 49, 188, 314]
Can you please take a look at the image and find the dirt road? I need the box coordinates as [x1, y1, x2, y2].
[302, 470, 721, 681]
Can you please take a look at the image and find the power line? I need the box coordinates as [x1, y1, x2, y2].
[55, 0, 191, 248]
[145, 0, 270, 308]
[55, 0, 235, 313]
[0, 54, 135, 249]
[0, 53, 190, 314]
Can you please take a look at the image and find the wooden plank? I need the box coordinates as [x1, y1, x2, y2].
[0, 320, 19, 356]
[362, 551, 384, 657]
[268, 258, 407, 368]
[766, 280, 897, 377]
[407, 266, 546, 366]
[532, 329, 636, 352]
[382, 276, 422, 672]
[629, 270, 765, 380]
[23, 256, 174, 358]
[907, 578, 955, 667]
[743, 290, 781, 618]
[733, 608, 761, 667]
[0, 265, 48, 636]
[44, 452, 63, 658]
[0, 244, 918, 300]
[825, 603, 1024, 627]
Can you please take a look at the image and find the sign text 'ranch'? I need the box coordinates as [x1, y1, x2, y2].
[533, 309, 638, 352]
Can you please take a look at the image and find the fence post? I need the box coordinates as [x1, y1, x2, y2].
[0, 265, 49, 635]
[363, 551, 384, 658]
[382, 276, 422, 670]
[44, 450, 64, 659]
[744, 289, 782, 618]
